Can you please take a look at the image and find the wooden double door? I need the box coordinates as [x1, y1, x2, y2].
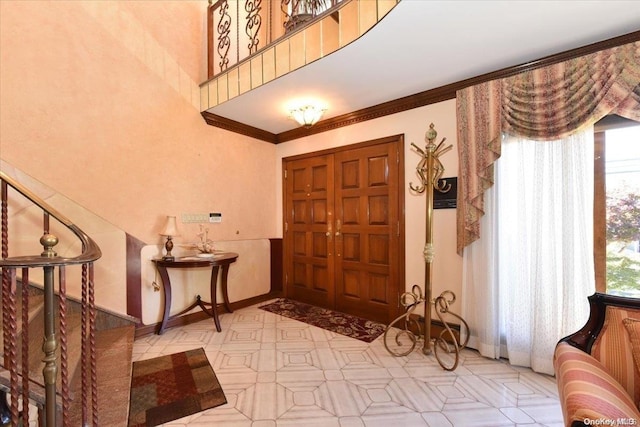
[283, 136, 404, 324]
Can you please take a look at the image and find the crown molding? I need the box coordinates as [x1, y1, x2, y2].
[201, 111, 278, 143]
[204, 30, 640, 144]
[277, 82, 458, 143]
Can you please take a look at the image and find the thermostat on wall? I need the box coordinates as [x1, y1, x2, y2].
[209, 213, 222, 223]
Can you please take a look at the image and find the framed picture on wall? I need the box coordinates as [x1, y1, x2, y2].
[434, 177, 457, 209]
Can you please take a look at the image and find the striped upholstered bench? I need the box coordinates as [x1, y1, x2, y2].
[554, 293, 640, 426]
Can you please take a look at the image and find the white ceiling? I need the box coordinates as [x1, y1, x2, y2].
[205, 1, 640, 135]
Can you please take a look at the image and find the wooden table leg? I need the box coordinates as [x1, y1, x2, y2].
[157, 266, 172, 335]
[221, 264, 233, 313]
[209, 265, 221, 332]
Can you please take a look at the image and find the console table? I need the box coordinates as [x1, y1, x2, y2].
[152, 252, 238, 334]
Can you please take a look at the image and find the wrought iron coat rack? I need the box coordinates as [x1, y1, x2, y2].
[384, 123, 469, 371]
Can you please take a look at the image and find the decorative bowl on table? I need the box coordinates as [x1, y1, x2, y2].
[196, 252, 216, 258]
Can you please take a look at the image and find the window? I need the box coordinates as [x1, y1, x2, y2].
[594, 120, 640, 296]
[462, 129, 595, 375]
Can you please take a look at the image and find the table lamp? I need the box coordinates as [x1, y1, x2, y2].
[159, 215, 179, 261]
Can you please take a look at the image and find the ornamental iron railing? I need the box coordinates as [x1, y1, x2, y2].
[207, 0, 342, 79]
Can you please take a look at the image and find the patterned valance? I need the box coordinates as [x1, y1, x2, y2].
[456, 41, 640, 254]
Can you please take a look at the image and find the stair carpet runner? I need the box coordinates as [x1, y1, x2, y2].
[0, 284, 135, 425]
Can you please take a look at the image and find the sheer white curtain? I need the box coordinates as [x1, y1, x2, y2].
[462, 129, 596, 375]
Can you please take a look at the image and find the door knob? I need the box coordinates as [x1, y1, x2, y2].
[335, 219, 341, 236]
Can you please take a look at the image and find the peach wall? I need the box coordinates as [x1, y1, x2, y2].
[1, 160, 129, 314]
[0, 0, 277, 245]
[275, 100, 464, 316]
[0, 0, 464, 322]
[0, 1, 276, 317]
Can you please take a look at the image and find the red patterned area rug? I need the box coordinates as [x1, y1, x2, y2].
[128, 347, 226, 427]
[259, 298, 386, 343]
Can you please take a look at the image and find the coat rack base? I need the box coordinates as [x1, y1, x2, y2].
[384, 286, 470, 371]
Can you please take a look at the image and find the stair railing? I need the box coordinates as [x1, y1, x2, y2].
[0, 171, 101, 426]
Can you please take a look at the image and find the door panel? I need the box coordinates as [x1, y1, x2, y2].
[334, 143, 399, 324]
[285, 155, 335, 308]
[284, 137, 403, 324]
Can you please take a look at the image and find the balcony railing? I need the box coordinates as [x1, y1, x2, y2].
[207, 0, 343, 79]
[201, 0, 399, 115]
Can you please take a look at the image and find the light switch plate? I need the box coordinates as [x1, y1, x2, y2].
[182, 213, 209, 223]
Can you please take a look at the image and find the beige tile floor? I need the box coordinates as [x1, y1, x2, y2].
[132, 300, 565, 427]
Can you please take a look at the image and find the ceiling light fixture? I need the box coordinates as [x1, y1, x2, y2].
[289, 105, 327, 128]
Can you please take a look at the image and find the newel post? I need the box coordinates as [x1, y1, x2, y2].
[41, 233, 59, 426]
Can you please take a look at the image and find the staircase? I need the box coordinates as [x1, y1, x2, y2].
[0, 171, 136, 426]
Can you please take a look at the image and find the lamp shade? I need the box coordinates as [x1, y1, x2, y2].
[289, 105, 326, 128]
[159, 215, 179, 237]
